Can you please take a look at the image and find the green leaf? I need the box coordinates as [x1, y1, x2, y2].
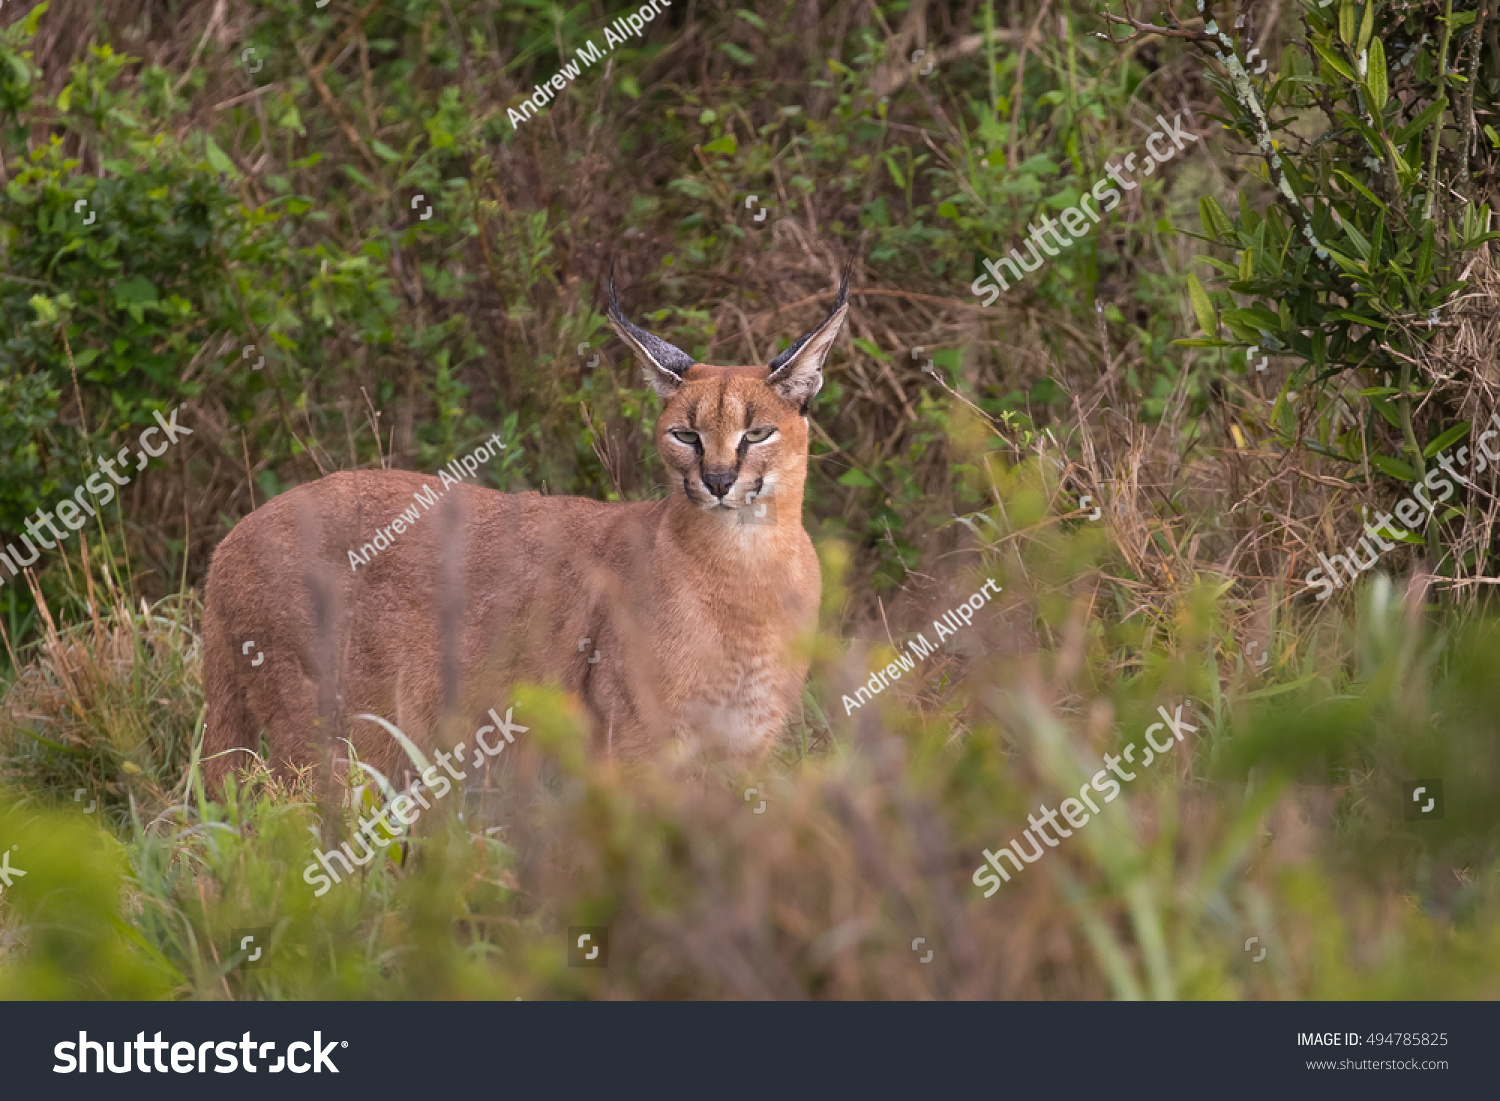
[1187, 272, 1218, 336]
[1326, 309, 1388, 329]
[1314, 39, 1357, 81]
[1366, 38, 1387, 113]
[1237, 672, 1322, 702]
[1417, 219, 1435, 283]
[717, 42, 757, 66]
[113, 276, 160, 324]
[341, 164, 379, 193]
[1381, 134, 1412, 181]
[1323, 245, 1368, 277]
[1199, 195, 1235, 242]
[1357, 1, 1376, 55]
[1335, 213, 1371, 259]
[204, 136, 240, 178]
[838, 469, 876, 488]
[1339, 0, 1355, 46]
[113, 276, 159, 308]
[1332, 169, 1388, 211]
[1224, 304, 1282, 331]
[1423, 421, 1472, 459]
[702, 135, 737, 156]
[1370, 454, 1417, 480]
[882, 150, 906, 189]
[352, 712, 432, 775]
[23, 1, 49, 35]
[29, 294, 58, 325]
[1368, 395, 1403, 430]
[1199, 256, 1241, 278]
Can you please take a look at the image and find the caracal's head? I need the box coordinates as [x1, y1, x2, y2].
[607, 273, 849, 515]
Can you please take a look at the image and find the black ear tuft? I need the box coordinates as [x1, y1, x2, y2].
[606, 274, 697, 398]
[766, 269, 851, 410]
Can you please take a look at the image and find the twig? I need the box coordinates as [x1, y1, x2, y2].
[62, 329, 90, 437]
[360, 386, 385, 469]
[240, 427, 257, 512]
[174, 0, 227, 95]
[1460, 1, 1491, 180]
[1426, 0, 1456, 222]
[1008, 0, 1056, 172]
[313, 0, 385, 77]
[209, 84, 282, 112]
[1100, 2, 1213, 44]
[293, 38, 383, 176]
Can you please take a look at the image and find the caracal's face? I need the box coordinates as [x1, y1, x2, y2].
[608, 270, 847, 514]
[656, 366, 807, 513]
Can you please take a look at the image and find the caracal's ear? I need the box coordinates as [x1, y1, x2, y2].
[606, 276, 697, 399]
[765, 271, 850, 412]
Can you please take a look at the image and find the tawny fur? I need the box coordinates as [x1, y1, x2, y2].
[200, 279, 847, 789]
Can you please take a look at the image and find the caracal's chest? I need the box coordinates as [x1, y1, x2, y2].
[664, 574, 816, 755]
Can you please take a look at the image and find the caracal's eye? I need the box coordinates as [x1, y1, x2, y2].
[743, 426, 776, 444]
[671, 429, 700, 446]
